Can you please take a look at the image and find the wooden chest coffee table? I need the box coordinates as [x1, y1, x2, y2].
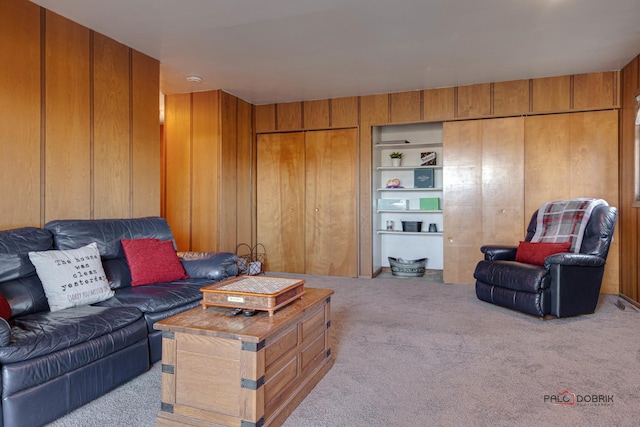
[155, 287, 334, 427]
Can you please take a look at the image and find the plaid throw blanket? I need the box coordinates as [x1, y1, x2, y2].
[531, 198, 608, 252]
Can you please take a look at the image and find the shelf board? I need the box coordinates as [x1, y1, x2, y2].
[377, 165, 442, 171]
[375, 142, 442, 149]
[377, 230, 443, 235]
[377, 187, 443, 192]
[377, 209, 443, 213]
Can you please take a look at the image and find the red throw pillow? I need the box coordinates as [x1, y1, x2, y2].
[515, 241, 572, 266]
[121, 238, 189, 286]
[0, 294, 11, 320]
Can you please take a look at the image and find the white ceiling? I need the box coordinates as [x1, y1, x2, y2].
[30, 0, 640, 105]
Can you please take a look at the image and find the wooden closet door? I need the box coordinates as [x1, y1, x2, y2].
[305, 129, 358, 277]
[257, 133, 306, 273]
[482, 117, 525, 243]
[524, 114, 572, 216]
[524, 111, 619, 294]
[443, 121, 483, 284]
[444, 118, 525, 285]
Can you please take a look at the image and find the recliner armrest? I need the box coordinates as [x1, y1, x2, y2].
[544, 253, 605, 269]
[178, 251, 239, 281]
[480, 245, 518, 261]
[0, 318, 11, 346]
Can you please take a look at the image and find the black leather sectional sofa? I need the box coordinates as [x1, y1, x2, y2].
[0, 217, 237, 427]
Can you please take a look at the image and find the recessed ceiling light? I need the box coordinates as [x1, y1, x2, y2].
[186, 76, 202, 83]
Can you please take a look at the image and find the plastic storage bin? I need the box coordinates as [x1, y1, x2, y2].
[401, 221, 422, 232]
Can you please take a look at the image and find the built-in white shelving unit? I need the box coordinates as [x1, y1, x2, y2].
[372, 123, 444, 271]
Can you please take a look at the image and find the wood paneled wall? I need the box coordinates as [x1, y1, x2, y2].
[255, 72, 619, 134]
[0, 0, 41, 227]
[620, 54, 640, 304]
[254, 71, 620, 279]
[163, 90, 252, 252]
[0, 0, 160, 230]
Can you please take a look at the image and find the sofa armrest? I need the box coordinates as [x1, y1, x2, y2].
[178, 252, 238, 282]
[544, 253, 605, 269]
[480, 245, 518, 261]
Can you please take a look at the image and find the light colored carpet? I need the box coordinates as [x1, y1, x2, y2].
[48, 273, 640, 427]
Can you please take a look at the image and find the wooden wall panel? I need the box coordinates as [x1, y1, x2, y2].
[330, 96, 358, 127]
[423, 87, 455, 121]
[93, 33, 131, 219]
[236, 99, 254, 246]
[131, 50, 160, 218]
[255, 104, 276, 133]
[390, 91, 421, 123]
[360, 94, 389, 126]
[1, 0, 160, 231]
[0, 0, 41, 229]
[573, 72, 618, 110]
[493, 79, 530, 117]
[191, 91, 220, 252]
[619, 55, 639, 302]
[532, 75, 571, 113]
[276, 102, 302, 131]
[164, 93, 192, 250]
[457, 83, 491, 118]
[359, 94, 389, 277]
[220, 91, 238, 252]
[303, 99, 330, 129]
[44, 11, 91, 222]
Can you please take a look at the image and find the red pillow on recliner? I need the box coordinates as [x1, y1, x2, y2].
[0, 295, 11, 320]
[515, 241, 571, 266]
[121, 238, 189, 286]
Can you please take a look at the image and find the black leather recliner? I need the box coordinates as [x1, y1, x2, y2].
[474, 204, 618, 318]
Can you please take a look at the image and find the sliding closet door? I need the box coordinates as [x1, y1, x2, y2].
[305, 129, 358, 277]
[443, 121, 483, 284]
[443, 117, 525, 285]
[524, 111, 619, 293]
[257, 133, 306, 273]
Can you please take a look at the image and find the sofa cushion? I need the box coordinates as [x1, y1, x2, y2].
[1, 311, 148, 397]
[122, 238, 189, 286]
[0, 305, 143, 365]
[515, 241, 571, 266]
[28, 243, 115, 312]
[94, 280, 205, 314]
[0, 275, 50, 318]
[102, 257, 133, 289]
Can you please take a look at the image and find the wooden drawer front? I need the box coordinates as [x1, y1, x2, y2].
[175, 335, 241, 416]
[301, 331, 326, 373]
[264, 357, 298, 405]
[177, 333, 240, 359]
[265, 325, 298, 370]
[302, 305, 325, 343]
